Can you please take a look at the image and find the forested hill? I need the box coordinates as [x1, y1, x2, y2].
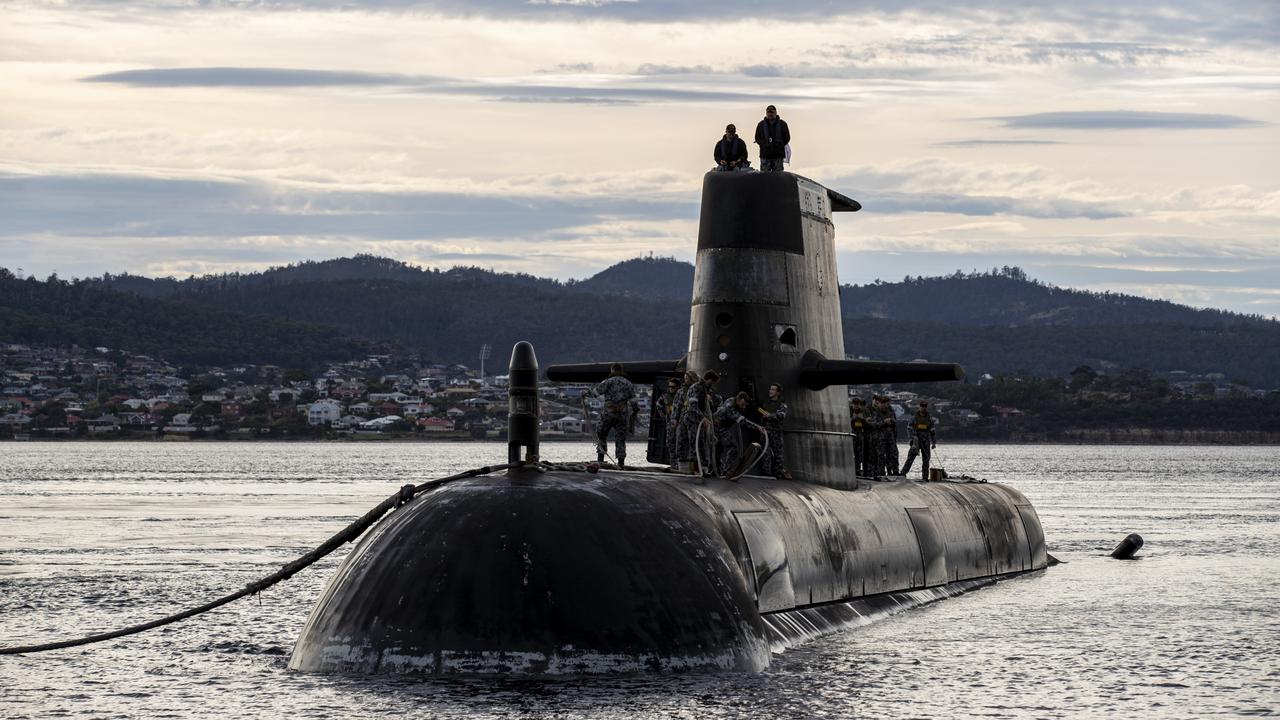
[839, 269, 1270, 327]
[567, 256, 694, 299]
[5, 258, 1279, 386]
[98, 255, 563, 298]
[0, 269, 380, 367]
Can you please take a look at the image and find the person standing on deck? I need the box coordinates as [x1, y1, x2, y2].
[901, 401, 938, 480]
[758, 383, 791, 480]
[850, 397, 869, 476]
[654, 377, 681, 466]
[754, 105, 790, 172]
[588, 363, 636, 468]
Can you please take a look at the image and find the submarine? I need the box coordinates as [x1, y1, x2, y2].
[287, 170, 1049, 674]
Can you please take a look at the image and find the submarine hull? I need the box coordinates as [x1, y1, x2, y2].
[289, 470, 1047, 674]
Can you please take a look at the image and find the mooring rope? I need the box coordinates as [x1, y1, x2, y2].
[0, 462, 521, 656]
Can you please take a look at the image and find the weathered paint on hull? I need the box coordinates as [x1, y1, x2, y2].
[288, 468, 1048, 674]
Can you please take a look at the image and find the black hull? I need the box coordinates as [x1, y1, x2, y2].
[289, 468, 1047, 674]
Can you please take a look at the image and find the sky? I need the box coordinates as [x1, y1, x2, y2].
[2, 0, 1278, 316]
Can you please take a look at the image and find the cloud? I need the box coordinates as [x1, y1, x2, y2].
[83, 67, 424, 87]
[991, 110, 1265, 129]
[0, 170, 697, 241]
[634, 63, 712, 75]
[82, 66, 829, 104]
[38, 0, 1280, 42]
[931, 140, 1065, 148]
[851, 191, 1127, 220]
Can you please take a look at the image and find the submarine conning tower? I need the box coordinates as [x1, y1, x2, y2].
[692, 171, 858, 485]
[548, 170, 962, 484]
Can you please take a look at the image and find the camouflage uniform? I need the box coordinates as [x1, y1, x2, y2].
[590, 374, 635, 463]
[881, 403, 901, 475]
[655, 387, 679, 465]
[679, 380, 718, 471]
[758, 397, 788, 479]
[865, 403, 886, 476]
[671, 381, 692, 463]
[850, 406, 869, 476]
[901, 410, 936, 480]
[713, 397, 751, 475]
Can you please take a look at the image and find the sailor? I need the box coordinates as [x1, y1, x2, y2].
[672, 371, 698, 468]
[850, 397, 869, 476]
[679, 370, 720, 474]
[900, 401, 937, 480]
[714, 391, 755, 476]
[864, 396, 884, 476]
[754, 104, 790, 172]
[654, 377, 681, 466]
[588, 363, 636, 468]
[757, 383, 790, 480]
[880, 397, 901, 475]
[713, 124, 749, 171]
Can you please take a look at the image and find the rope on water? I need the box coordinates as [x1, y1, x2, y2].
[0, 462, 521, 656]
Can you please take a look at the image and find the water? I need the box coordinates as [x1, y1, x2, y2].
[2, 442, 1277, 718]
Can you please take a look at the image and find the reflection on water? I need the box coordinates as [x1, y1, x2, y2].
[2, 442, 1278, 718]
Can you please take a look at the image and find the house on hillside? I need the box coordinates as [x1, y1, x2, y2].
[418, 417, 452, 432]
[307, 399, 343, 426]
[547, 415, 585, 433]
[359, 415, 403, 431]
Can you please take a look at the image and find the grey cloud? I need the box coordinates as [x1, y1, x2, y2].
[634, 63, 712, 75]
[740, 65, 784, 78]
[0, 172, 698, 241]
[84, 67, 426, 87]
[852, 190, 1127, 220]
[37, 1, 1280, 46]
[1014, 41, 1197, 65]
[992, 111, 1266, 130]
[83, 66, 819, 104]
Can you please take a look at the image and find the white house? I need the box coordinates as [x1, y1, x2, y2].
[307, 399, 343, 426]
[359, 415, 403, 430]
[547, 415, 585, 433]
[165, 413, 197, 433]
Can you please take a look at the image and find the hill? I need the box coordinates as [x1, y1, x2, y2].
[0, 269, 379, 368]
[839, 268, 1267, 328]
[98, 255, 563, 298]
[10, 258, 1280, 387]
[568, 256, 694, 300]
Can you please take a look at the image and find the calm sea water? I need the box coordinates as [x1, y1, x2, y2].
[1, 441, 1277, 719]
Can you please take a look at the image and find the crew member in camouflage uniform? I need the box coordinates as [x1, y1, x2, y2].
[879, 397, 901, 475]
[900, 401, 937, 480]
[757, 383, 790, 479]
[588, 363, 636, 468]
[850, 397, 869, 476]
[655, 377, 681, 466]
[865, 396, 885, 476]
[672, 371, 699, 467]
[714, 391, 755, 476]
[679, 370, 720, 474]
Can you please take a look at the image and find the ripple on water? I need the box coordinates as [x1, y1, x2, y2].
[1, 442, 1278, 719]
